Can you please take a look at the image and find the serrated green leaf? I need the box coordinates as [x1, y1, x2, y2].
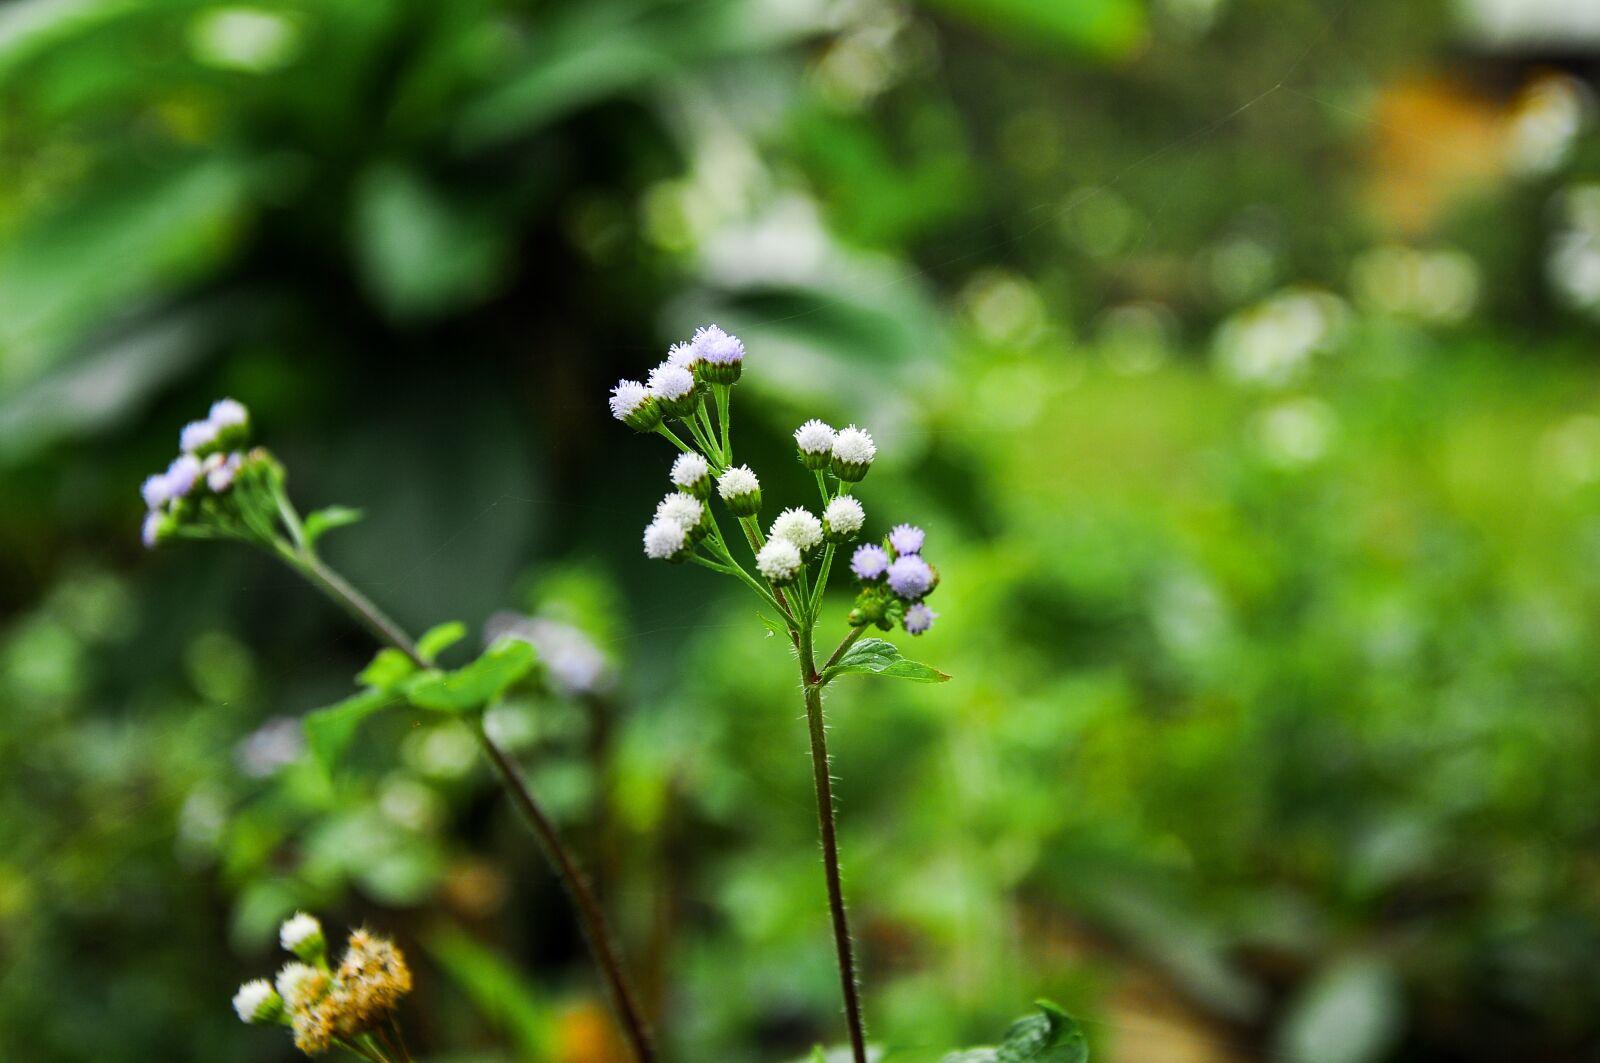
[357, 647, 417, 692]
[822, 637, 950, 685]
[304, 688, 396, 774]
[303, 505, 363, 548]
[404, 637, 536, 712]
[416, 620, 468, 663]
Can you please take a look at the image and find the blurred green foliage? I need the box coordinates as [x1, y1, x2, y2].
[3, 0, 1600, 1060]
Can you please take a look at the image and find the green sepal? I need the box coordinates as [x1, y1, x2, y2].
[821, 637, 950, 685]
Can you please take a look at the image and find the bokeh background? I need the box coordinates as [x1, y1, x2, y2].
[5, 0, 1600, 1059]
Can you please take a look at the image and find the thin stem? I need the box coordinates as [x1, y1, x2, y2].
[716, 385, 732, 462]
[796, 625, 868, 1063]
[810, 543, 837, 616]
[814, 469, 831, 508]
[287, 550, 656, 1063]
[695, 403, 723, 465]
[682, 413, 717, 459]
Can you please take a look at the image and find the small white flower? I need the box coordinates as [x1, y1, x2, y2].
[831, 425, 876, 466]
[608, 379, 649, 420]
[717, 465, 760, 500]
[823, 495, 865, 539]
[643, 519, 687, 560]
[671, 451, 710, 491]
[666, 341, 699, 369]
[794, 419, 836, 455]
[181, 419, 220, 454]
[770, 507, 823, 553]
[756, 538, 803, 583]
[279, 911, 323, 957]
[646, 362, 696, 401]
[232, 978, 280, 1024]
[208, 398, 249, 429]
[141, 472, 173, 510]
[656, 492, 704, 530]
[207, 452, 243, 493]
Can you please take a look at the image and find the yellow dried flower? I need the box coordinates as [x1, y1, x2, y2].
[291, 1004, 335, 1056]
[328, 929, 414, 1038]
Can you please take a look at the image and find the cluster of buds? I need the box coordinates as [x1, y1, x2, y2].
[233, 912, 415, 1060]
[609, 324, 942, 637]
[847, 523, 940, 635]
[138, 398, 281, 550]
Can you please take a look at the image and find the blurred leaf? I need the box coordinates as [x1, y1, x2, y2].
[357, 648, 417, 691]
[352, 165, 508, 320]
[427, 928, 555, 1061]
[1275, 958, 1402, 1063]
[303, 506, 364, 549]
[0, 155, 250, 379]
[304, 687, 396, 774]
[404, 637, 536, 712]
[914, 0, 1144, 58]
[823, 638, 949, 684]
[939, 1000, 1090, 1063]
[416, 620, 468, 664]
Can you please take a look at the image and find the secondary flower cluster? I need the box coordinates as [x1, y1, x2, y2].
[233, 912, 414, 1059]
[848, 523, 940, 635]
[138, 398, 271, 549]
[609, 324, 943, 637]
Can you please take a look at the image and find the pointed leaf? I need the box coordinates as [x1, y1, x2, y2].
[940, 1001, 1088, 1063]
[357, 647, 417, 692]
[758, 610, 791, 640]
[822, 637, 950, 684]
[404, 637, 537, 712]
[416, 620, 468, 663]
[304, 688, 396, 773]
[303, 505, 363, 548]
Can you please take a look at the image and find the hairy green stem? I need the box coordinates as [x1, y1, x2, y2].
[290, 551, 656, 1063]
[797, 624, 868, 1063]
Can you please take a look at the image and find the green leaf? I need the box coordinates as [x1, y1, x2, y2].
[416, 620, 468, 664]
[998, 1001, 1088, 1063]
[916, 0, 1145, 59]
[304, 688, 396, 774]
[757, 610, 791, 640]
[302, 505, 363, 548]
[357, 648, 417, 692]
[940, 1001, 1089, 1063]
[822, 638, 950, 684]
[404, 637, 536, 712]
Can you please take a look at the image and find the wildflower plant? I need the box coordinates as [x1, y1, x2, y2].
[141, 403, 655, 1061]
[609, 324, 950, 1062]
[235, 912, 416, 1061]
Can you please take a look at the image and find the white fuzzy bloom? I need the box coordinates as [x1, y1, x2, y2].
[831, 425, 876, 465]
[180, 419, 219, 453]
[646, 362, 695, 401]
[209, 398, 248, 429]
[279, 911, 322, 954]
[141, 472, 172, 510]
[756, 538, 803, 583]
[207, 452, 243, 492]
[823, 495, 865, 537]
[232, 979, 278, 1024]
[717, 465, 760, 500]
[608, 379, 649, 420]
[666, 341, 699, 369]
[643, 519, 687, 560]
[671, 451, 709, 489]
[770, 507, 823, 552]
[656, 492, 704, 529]
[794, 419, 836, 455]
[275, 962, 323, 1008]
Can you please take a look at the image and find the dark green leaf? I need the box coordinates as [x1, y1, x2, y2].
[304, 688, 396, 774]
[940, 1001, 1088, 1063]
[357, 648, 417, 692]
[416, 620, 469, 664]
[302, 505, 363, 548]
[822, 638, 950, 684]
[404, 637, 536, 712]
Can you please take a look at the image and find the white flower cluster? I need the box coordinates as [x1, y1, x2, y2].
[139, 398, 255, 548]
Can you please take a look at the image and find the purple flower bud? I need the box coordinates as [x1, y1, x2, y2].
[851, 543, 889, 580]
[903, 603, 937, 635]
[888, 523, 925, 555]
[886, 554, 933, 600]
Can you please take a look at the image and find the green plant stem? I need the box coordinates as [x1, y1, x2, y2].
[797, 624, 868, 1063]
[289, 551, 656, 1063]
[810, 543, 837, 615]
[716, 385, 732, 460]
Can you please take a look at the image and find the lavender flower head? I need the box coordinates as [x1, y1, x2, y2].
[486, 612, 614, 698]
[903, 603, 937, 636]
[207, 452, 243, 493]
[209, 398, 249, 430]
[888, 523, 924, 555]
[851, 543, 889, 580]
[608, 379, 649, 421]
[886, 554, 934, 600]
[646, 362, 695, 400]
[141, 472, 173, 510]
[165, 453, 203, 497]
[666, 341, 699, 370]
[692, 324, 744, 365]
[181, 419, 220, 454]
[141, 510, 166, 549]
